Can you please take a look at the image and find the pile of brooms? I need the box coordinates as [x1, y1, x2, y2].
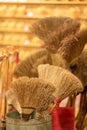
[6, 17, 87, 130]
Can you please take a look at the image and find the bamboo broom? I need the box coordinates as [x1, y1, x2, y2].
[11, 76, 55, 121]
[38, 64, 83, 101]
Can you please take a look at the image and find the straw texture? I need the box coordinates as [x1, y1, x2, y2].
[31, 16, 80, 43]
[13, 48, 52, 78]
[12, 76, 55, 113]
[38, 64, 83, 101]
[57, 29, 87, 63]
[44, 19, 80, 53]
[51, 53, 69, 69]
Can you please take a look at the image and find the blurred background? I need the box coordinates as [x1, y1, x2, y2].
[0, 0, 87, 60]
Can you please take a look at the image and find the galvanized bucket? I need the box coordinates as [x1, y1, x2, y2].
[6, 111, 52, 130]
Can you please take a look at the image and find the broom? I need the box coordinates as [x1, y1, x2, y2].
[13, 48, 70, 79]
[57, 29, 87, 63]
[31, 16, 80, 43]
[31, 17, 80, 53]
[38, 64, 83, 103]
[11, 76, 55, 121]
[13, 48, 52, 78]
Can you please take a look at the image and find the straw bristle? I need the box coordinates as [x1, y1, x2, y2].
[12, 76, 55, 112]
[51, 53, 69, 69]
[38, 64, 83, 101]
[31, 17, 75, 40]
[44, 20, 80, 53]
[31, 16, 80, 42]
[70, 48, 87, 87]
[13, 49, 52, 78]
[57, 29, 87, 63]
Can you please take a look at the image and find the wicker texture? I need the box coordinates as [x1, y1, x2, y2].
[38, 64, 83, 101]
[12, 76, 55, 113]
[13, 48, 52, 78]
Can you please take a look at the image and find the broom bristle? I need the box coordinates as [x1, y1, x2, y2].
[12, 76, 55, 113]
[44, 20, 80, 53]
[38, 64, 83, 101]
[57, 29, 87, 63]
[31, 16, 80, 42]
[13, 48, 52, 78]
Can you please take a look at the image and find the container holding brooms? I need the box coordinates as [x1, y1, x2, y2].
[6, 64, 83, 130]
[6, 76, 55, 130]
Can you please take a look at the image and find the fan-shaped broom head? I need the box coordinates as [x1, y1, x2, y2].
[38, 64, 83, 101]
[31, 16, 80, 43]
[44, 19, 80, 53]
[13, 48, 52, 78]
[31, 17, 80, 52]
[6, 88, 22, 113]
[57, 29, 87, 63]
[11, 76, 55, 119]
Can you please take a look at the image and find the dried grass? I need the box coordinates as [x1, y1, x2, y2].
[38, 64, 83, 101]
[12, 76, 55, 113]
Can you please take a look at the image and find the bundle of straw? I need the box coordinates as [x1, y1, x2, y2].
[13, 48, 52, 78]
[11, 76, 55, 120]
[57, 29, 87, 63]
[38, 64, 83, 101]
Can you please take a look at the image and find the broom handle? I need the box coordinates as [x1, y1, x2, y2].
[48, 98, 60, 114]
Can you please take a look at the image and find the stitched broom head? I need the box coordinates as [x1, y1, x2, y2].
[70, 48, 87, 87]
[38, 64, 83, 101]
[6, 88, 22, 113]
[11, 76, 55, 118]
[13, 48, 52, 78]
[57, 29, 87, 63]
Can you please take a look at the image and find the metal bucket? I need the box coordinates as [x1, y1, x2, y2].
[6, 111, 52, 130]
